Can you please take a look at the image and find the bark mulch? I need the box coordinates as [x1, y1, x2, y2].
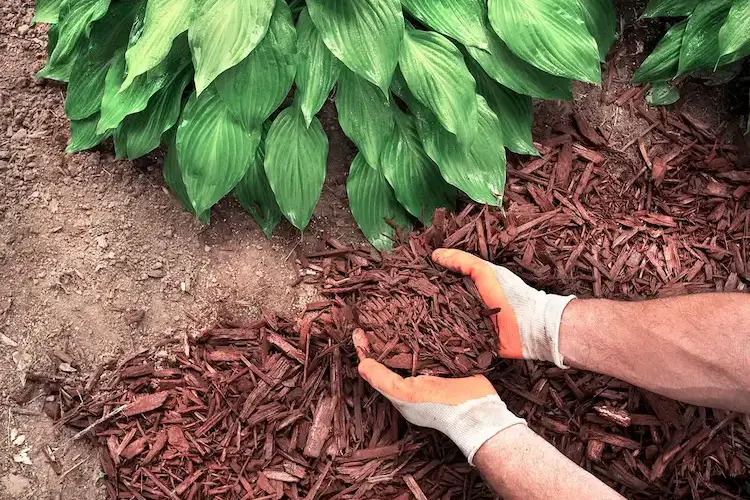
[28, 91, 750, 499]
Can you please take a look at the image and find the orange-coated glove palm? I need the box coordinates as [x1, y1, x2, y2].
[432, 249, 575, 368]
[354, 330, 526, 465]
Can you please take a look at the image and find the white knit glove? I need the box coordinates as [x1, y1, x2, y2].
[354, 330, 526, 465]
[432, 249, 576, 369]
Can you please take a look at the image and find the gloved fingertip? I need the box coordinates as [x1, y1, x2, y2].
[352, 328, 370, 362]
[430, 248, 452, 264]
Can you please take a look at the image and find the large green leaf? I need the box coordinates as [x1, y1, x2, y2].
[163, 133, 210, 223]
[37, 0, 112, 81]
[646, 82, 680, 105]
[264, 106, 328, 231]
[115, 68, 192, 159]
[389, 69, 433, 121]
[233, 134, 283, 238]
[98, 35, 192, 133]
[65, 0, 143, 121]
[418, 96, 506, 206]
[188, 0, 275, 95]
[466, 30, 573, 101]
[176, 88, 262, 215]
[642, 0, 699, 18]
[336, 68, 395, 169]
[488, 0, 601, 84]
[399, 26, 477, 145]
[632, 20, 687, 83]
[347, 153, 412, 249]
[215, 0, 296, 132]
[472, 64, 538, 156]
[380, 109, 455, 224]
[678, 0, 733, 75]
[580, 0, 617, 61]
[400, 0, 489, 49]
[66, 113, 110, 152]
[307, 0, 404, 94]
[719, 0, 750, 59]
[33, 0, 64, 24]
[121, 0, 192, 90]
[295, 8, 341, 125]
[47, 24, 59, 58]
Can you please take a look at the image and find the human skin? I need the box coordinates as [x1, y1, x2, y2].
[473, 424, 625, 500]
[558, 293, 750, 413]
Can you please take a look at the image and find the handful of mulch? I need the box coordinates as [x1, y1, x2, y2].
[349, 250, 498, 378]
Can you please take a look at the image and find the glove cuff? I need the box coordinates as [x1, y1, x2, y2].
[544, 294, 576, 369]
[445, 394, 527, 465]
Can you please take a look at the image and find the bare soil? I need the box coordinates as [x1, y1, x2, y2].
[0, 0, 746, 498]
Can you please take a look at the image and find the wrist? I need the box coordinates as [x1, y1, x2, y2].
[473, 419, 533, 468]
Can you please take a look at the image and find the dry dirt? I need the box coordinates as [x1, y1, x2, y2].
[0, 0, 746, 499]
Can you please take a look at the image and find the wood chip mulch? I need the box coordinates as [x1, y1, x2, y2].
[30, 90, 750, 499]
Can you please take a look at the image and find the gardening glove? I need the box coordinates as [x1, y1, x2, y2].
[432, 249, 575, 369]
[353, 329, 526, 465]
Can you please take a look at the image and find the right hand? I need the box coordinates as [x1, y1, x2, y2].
[432, 249, 576, 369]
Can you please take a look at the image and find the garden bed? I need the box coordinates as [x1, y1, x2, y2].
[31, 105, 750, 499]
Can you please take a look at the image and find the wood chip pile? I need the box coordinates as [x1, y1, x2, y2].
[32, 89, 750, 499]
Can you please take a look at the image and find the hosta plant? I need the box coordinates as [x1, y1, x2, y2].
[634, 0, 750, 113]
[34, 0, 616, 249]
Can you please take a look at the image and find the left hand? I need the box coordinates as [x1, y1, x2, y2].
[353, 329, 526, 465]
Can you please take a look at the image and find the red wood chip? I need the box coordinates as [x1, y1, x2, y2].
[122, 391, 169, 416]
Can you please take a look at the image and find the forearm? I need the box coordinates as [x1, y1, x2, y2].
[559, 293, 750, 412]
[474, 425, 624, 500]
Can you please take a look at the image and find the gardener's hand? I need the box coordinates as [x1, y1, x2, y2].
[353, 329, 526, 465]
[432, 249, 575, 368]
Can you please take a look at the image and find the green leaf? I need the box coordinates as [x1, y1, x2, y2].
[234, 135, 283, 238]
[163, 133, 210, 223]
[116, 68, 193, 159]
[121, 0, 192, 90]
[37, 0, 112, 81]
[646, 82, 680, 105]
[33, 0, 64, 24]
[264, 106, 328, 231]
[295, 8, 341, 125]
[642, 0, 699, 18]
[176, 87, 262, 215]
[66, 113, 110, 152]
[347, 153, 412, 249]
[719, 0, 750, 59]
[65, 0, 143, 120]
[488, 0, 601, 84]
[580, 0, 617, 61]
[418, 96, 506, 206]
[380, 109, 455, 224]
[336, 68, 395, 169]
[399, 26, 477, 145]
[466, 29, 573, 101]
[215, 0, 297, 132]
[400, 0, 489, 49]
[678, 0, 733, 75]
[47, 24, 59, 58]
[188, 0, 275, 95]
[632, 20, 686, 83]
[472, 65, 538, 156]
[307, 0, 404, 94]
[98, 34, 192, 133]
